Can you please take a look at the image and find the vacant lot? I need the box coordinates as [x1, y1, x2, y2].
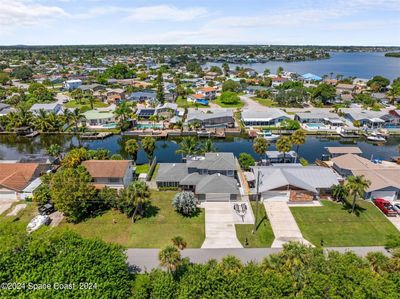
[291, 200, 400, 247]
[62, 191, 205, 248]
[236, 202, 275, 247]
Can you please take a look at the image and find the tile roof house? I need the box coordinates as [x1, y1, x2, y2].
[198, 87, 217, 100]
[0, 163, 45, 200]
[331, 154, 400, 201]
[156, 153, 239, 201]
[82, 160, 133, 189]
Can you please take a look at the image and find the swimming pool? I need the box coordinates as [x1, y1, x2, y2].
[136, 123, 163, 129]
[306, 123, 325, 128]
[102, 123, 118, 129]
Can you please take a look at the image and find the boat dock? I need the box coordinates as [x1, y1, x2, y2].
[80, 132, 113, 139]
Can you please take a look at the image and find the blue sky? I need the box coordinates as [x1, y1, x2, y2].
[0, 0, 399, 45]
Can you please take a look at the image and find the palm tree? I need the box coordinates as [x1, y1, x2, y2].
[158, 245, 181, 273]
[141, 136, 156, 164]
[149, 115, 158, 126]
[124, 139, 140, 162]
[331, 184, 348, 202]
[114, 101, 133, 125]
[84, 92, 96, 110]
[69, 108, 85, 132]
[253, 137, 268, 161]
[176, 136, 199, 158]
[33, 109, 52, 132]
[200, 139, 216, 154]
[47, 144, 63, 160]
[119, 181, 150, 222]
[276, 136, 292, 163]
[291, 129, 306, 155]
[171, 236, 187, 250]
[345, 175, 371, 213]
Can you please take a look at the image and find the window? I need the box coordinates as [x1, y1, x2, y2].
[109, 178, 120, 183]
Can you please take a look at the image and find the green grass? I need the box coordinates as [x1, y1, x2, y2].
[253, 97, 277, 107]
[0, 202, 40, 234]
[236, 202, 275, 247]
[291, 200, 400, 247]
[135, 164, 150, 174]
[176, 96, 209, 108]
[65, 100, 109, 112]
[61, 191, 205, 248]
[215, 97, 245, 108]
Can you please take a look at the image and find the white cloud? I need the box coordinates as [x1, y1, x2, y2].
[127, 5, 207, 22]
[0, 0, 67, 28]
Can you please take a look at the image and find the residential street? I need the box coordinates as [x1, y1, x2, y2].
[126, 246, 391, 273]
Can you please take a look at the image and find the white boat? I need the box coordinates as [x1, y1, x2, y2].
[27, 215, 50, 233]
[256, 130, 280, 141]
[367, 132, 386, 143]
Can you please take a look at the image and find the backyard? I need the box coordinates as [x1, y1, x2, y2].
[176, 96, 208, 108]
[291, 200, 400, 247]
[61, 191, 205, 248]
[64, 99, 109, 112]
[253, 97, 277, 107]
[215, 97, 245, 108]
[236, 202, 275, 247]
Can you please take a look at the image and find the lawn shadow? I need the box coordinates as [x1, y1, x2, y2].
[256, 215, 268, 231]
[142, 204, 160, 218]
[180, 207, 202, 219]
[341, 201, 367, 216]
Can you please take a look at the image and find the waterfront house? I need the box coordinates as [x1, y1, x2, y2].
[341, 108, 389, 128]
[241, 109, 290, 127]
[82, 160, 134, 189]
[294, 110, 344, 127]
[264, 150, 298, 164]
[136, 108, 156, 119]
[249, 164, 339, 201]
[325, 147, 363, 158]
[29, 103, 63, 115]
[156, 153, 239, 201]
[156, 103, 178, 119]
[0, 163, 46, 201]
[330, 154, 400, 201]
[82, 109, 115, 127]
[186, 109, 234, 128]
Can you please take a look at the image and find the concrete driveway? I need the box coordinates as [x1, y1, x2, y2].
[201, 202, 243, 249]
[0, 201, 14, 215]
[240, 95, 265, 110]
[264, 201, 313, 248]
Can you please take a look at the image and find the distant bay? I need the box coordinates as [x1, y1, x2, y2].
[204, 52, 400, 80]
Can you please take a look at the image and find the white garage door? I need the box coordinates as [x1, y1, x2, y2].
[261, 191, 290, 202]
[371, 191, 397, 202]
[0, 191, 17, 201]
[206, 193, 230, 202]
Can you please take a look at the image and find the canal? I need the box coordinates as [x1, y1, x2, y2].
[0, 134, 399, 164]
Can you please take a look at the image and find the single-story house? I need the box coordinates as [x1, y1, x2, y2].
[29, 103, 63, 115]
[295, 110, 344, 126]
[82, 160, 133, 189]
[64, 79, 82, 91]
[301, 73, 322, 82]
[325, 147, 363, 158]
[82, 109, 115, 126]
[156, 153, 239, 201]
[341, 108, 390, 128]
[188, 94, 209, 106]
[336, 83, 355, 93]
[0, 163, 46, 201]
[156, 103, 178, 118]
[186, 109, 234, 128]
[136, 108, 156, 119]
[250, 165, 339, 201]
[264, 150, 297, 164]
[241, 109, 290, 127]
[331, 154, 400, 201]
[128, 91, 157, 102]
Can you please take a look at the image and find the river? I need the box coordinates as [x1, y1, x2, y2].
[0, 135, 398, 165]
[203, 52, 400, 80]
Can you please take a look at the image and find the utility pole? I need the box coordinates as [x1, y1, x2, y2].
[252, 169, 261, 234]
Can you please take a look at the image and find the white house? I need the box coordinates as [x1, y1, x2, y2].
[64, 79, 82, 91]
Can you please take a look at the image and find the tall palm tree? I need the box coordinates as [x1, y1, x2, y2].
[253, 137, 268, 161]
[69, 108, 85, 132]
[200, 139, 216, 154]
[276, 136, 292, 163]
[345, 175, 371, 213]
[114, 101, 133, 125]
[149, 115, 158, 126]
[291, 129, 306, 155]
[33, 109, 52, 132]
[141, 136, 156, 164]
[119, 181, 150, 222]
[47, 144, 63, 161]
[124, 139, 140, 162]
[84, 92, 96, 110]
[158, 245, 181, 273]
[176, 136, 199, 158]
[171, 236, 187, 250]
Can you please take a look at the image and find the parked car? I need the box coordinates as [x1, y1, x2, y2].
[374, 198, 397, 217]
[39, 203, 55, 215]
[27, 215, 51, 233]
[392, 202, 400, 215]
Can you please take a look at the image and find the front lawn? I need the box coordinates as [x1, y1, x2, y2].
[135, 164, 150, 174]
[65, 100, 109, 112]
[0, 202, 39, 231]
[61, 191, 205, 248]
[236, 202, 274, 247]
[254, 97, 277, 107]
[215, 97, 245, 108]
[291, 200, 400, 247]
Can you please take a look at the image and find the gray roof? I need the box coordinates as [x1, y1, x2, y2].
[295, 110, 341, 120]
[241, 108, 289, 121]
[187, 152, 236, 171]
[341, 108, 387, 121]
[266, 150, 297, 159]
[186, 109, 233, 122]
[195, 173, 239, 194]
[253, 165, 339, 193]
[179, 173, 204, 186]
[156, 163, 188, 182]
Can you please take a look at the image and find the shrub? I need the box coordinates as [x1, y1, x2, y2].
[172, 191, 199, 216]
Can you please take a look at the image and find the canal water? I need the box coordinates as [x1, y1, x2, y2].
[0, 134, 399, 165]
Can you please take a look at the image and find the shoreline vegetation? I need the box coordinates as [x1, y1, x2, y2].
[385, 52, 400, 58]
